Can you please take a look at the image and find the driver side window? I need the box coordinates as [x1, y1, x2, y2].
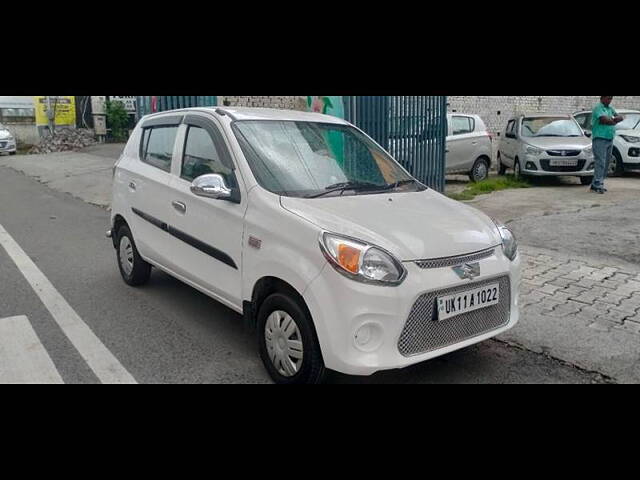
[181, 125, 236, 188]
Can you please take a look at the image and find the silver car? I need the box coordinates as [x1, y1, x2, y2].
[497, 114, 594, 185]
[389, 113, 493, 182]
[0, 123, 17, 155]
[446, 113, 493, 182]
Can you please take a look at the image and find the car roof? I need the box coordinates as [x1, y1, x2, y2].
[574, 109, 640, 114]
[143, 106, 350, 125]
[519, 113, 573, 118]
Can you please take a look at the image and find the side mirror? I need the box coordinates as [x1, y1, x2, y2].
[584, 131, 592, 138]
[191, 174, 232, 200]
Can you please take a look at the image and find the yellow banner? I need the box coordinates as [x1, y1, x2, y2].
[34, 96, 76, 127]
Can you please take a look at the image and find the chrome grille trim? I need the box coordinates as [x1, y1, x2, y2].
[413, 247, 496, 269]
[397, 275, 511, 357]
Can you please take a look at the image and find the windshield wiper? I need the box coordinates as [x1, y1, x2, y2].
[305, 181, 387, 198]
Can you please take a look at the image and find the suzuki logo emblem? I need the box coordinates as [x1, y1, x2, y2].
[561, 151, 567, 156]
[452, 262, 480, 280]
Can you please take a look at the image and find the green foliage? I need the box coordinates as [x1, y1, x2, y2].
[447, 176, 531, 201]
[105, 100, 129, 141]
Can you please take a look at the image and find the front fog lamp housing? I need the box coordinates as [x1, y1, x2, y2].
[494, 222, 518, 261]
[319, 232, 406, 285]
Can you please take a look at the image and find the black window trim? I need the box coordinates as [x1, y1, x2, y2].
[139, 125, 179, 173]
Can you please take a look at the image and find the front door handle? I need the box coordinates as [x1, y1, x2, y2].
[129, 181, 137, 191]
[172, 201, 187, 214]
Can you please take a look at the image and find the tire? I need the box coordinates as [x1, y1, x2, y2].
[116, 224, 151, 286]
[257, 292, 326, 384]
[497, 153, 507, 175]
[513, 158, 522, 180]
[9, 151, 16, 156]
[469, 157, 489, 182]
[580, 176, 593, 186]
[609, 149, 624, 177]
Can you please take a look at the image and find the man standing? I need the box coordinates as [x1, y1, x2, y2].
[590, 96, 624, 193]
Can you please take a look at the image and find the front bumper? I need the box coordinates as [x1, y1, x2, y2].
[303, 247, 521, 376]
[522, 154, 594, 176]
[0, 139, 16, 153]
[621, 146, 640, 167]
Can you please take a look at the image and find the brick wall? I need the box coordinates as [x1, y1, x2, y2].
[447, 96, 640, 137]
[218, 96, 307, 111]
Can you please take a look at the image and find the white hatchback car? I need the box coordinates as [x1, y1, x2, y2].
[497, 114, 594, 184]
[108, 107, 521, 384]
[573, 109, 640, 176]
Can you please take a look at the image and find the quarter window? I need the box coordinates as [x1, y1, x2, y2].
[141, 126, 178, 172]
[181, 126, 235, 186]
[452, 116, 474, 135]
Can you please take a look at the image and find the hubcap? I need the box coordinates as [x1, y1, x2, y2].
[609, 157, 617, 174]
[515, 162, 521, 177]
[264, 310, 303, 377]
[475, 162, 488, 180]
[119, 236, 134, 276]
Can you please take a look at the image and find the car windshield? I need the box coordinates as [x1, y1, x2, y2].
[232, 120, 423, 198]
[616, 113, 640, 130]
[521, 117, 583, 137]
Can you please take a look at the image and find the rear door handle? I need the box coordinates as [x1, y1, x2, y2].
[172, 201, 187, 214]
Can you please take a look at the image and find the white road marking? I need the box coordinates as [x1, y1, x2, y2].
[0, 315, 64, 384]
[0, 223, 137, 384]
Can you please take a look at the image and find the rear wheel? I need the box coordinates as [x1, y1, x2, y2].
[116, 225, 151, 286]
[257, 292, 326, 384]
[609, 149, 624, 177]
[469, 157, 489, 182]
[497, 153, 507, 175]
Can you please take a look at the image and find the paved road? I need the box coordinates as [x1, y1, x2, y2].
[0, 165, 608, 383]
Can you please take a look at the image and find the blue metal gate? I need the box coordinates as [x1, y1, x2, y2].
[135, 96, 217, 119]
[344, 96, 447, 192]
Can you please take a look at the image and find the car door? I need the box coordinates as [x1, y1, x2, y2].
[122, 115, 183, 266]
[446, 115, 477, 172]
[166, 113, 246, 310]
[500, 119, 516, 167]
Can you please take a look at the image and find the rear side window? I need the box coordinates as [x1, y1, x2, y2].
[452, 116, 475, 135]
[181, 126, 235, 186]
[506, 120, 515, 135]
[140, 126, 178, 172]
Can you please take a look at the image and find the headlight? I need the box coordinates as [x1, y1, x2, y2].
[620, 135, 640, 143]
[319, 232, 406, 285]
[583, 145, 593, 155]
[493, 221, 518, 261]
[525, 145, 543, 156]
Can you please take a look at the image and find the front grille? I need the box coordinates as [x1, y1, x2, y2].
[0, 142, 6, 148]
[414, 247, 496, 269]
[397, 275, 511, 357]
[540, 159, 586, 172]
[546, 149, 581, 157]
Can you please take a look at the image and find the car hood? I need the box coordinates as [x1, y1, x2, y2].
[280, 189, 502, 261]
[616, 128, 640, 137]
[0, 129, 13, 140]
[522, 136, 591, 150]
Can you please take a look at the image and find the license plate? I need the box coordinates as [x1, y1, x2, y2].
[549, 158, 578, 167]
[437, 283, 500, 321]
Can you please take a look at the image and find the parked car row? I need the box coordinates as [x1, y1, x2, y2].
[443, 109, 640, 184]
[0, 123, 17, 155]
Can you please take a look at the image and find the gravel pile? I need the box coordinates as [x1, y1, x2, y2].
[29, 129, 98, 154]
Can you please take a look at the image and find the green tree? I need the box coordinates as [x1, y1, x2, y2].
[105, 100, 129, 141]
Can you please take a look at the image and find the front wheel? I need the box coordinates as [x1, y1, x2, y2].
[580, 176, 593, 186]
[257, 293, 326, 384]
[513, 158, 523, 180]
[497, 153, 507, 175]
[609, 149, 624, 177]
[469, 157, 489, 182]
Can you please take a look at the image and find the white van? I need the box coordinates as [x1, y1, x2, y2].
[108, 107, 520, 383]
